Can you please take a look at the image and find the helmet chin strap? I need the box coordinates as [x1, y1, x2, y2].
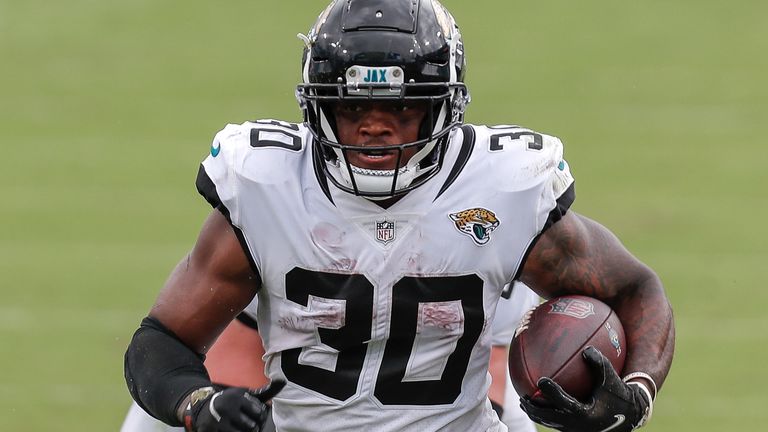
[336, 164, 414, 200]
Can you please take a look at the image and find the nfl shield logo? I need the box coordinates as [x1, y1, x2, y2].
[376, 220, 395, 244]
[549, 298, 595, 319]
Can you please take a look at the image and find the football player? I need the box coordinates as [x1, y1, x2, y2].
[124, 1, 675, 431]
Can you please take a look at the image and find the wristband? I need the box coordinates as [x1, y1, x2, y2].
[183, 386, 216, 432]
[622, 372, 658, 400]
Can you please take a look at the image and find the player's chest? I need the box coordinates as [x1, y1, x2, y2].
[280, 193, 533, 278]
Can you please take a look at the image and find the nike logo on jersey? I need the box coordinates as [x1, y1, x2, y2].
[599, 414, 626, 432]
[211, 142, 221, 157]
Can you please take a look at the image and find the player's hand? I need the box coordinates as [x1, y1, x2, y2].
[519, 347, 651, 432]
[186, 380, 285, 432]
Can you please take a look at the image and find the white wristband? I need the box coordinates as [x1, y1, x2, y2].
[622, 372, 658, 400]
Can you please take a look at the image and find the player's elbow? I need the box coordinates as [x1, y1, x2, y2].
[612, 263, 671, 318]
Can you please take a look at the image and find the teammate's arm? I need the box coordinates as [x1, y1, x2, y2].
[519, 211, 674, 431]
[205, 318, 268, 389]
[488, 345, 511, 419]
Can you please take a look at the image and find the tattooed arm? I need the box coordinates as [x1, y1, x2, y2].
[520, 211, 675, 393]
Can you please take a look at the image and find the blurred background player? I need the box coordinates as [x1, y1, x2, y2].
[488, 284, 539, 432]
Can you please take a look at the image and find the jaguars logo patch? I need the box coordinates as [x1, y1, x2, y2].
[449, 208, 500, 246]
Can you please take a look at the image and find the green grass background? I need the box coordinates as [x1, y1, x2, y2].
[1, 0, 765, 430]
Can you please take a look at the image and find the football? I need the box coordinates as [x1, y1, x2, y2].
[508, 295, 626, 403]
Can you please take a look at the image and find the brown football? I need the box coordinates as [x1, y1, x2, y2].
[508, 295, 626, 403]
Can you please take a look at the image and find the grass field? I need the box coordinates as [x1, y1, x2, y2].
[1, 0, 766, 430]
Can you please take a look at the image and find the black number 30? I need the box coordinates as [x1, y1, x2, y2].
[281, 268, 484, 405]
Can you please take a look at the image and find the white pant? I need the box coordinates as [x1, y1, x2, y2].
[120, 402, 183, 432]
[502, 378, 538, 432]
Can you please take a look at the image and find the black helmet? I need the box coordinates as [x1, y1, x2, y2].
[296, 0, 470, 198]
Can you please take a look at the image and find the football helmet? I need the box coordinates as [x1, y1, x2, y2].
[296, 0, 470, 198]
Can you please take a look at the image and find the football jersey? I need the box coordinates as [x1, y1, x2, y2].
[196, 120, 574, 432]
[491, 283, 541, 347]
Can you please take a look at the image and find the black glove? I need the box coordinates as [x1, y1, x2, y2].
[185, 380, 285, 432]
[520, 347, 651, 432]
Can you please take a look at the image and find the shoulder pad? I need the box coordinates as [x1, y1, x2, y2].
[197, 120, 311, 223]
[205, 120, 310, 181]
[469, 124, 572, 193]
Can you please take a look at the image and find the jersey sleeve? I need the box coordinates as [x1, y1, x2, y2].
[195, 123, 266, 280]
[516, 130, 575, 234]
[478, 125, 575, 232]
[540, 151, 575, 233]
[474, 124, 576, 281]
[195, 123, 250, 224]
[236, 295, 260, 330]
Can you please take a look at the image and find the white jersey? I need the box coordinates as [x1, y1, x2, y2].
[492, 283, 541, 347]
[197, 120, 574, 432]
